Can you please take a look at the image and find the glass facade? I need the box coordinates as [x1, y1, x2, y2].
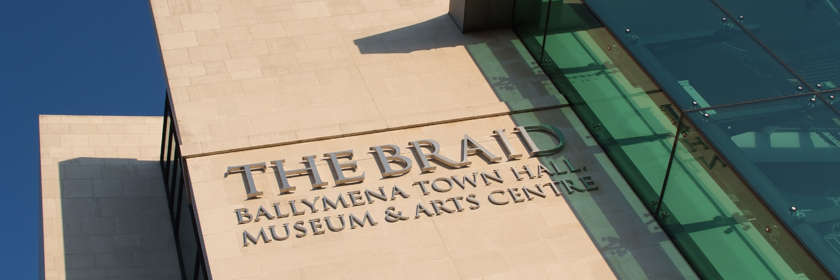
[582, 0, 811, 109]
[713, 0, 840, 88]
[160, 93, 209, 280]
[512, 0, 840, 278]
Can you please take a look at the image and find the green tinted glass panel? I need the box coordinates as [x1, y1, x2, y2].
[512, 0, 553, 60]
[684, 96, 839, 278]
[527, 0, 679, 212]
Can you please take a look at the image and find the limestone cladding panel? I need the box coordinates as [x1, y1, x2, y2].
[150, 0, 569, 156]
[39, 115, 180, 280]
[186, 108, 694, 280]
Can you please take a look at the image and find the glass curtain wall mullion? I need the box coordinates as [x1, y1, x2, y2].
[512, 0, 554, 66]
[537, 0, 552, 64]
[654, 112, 684, 217]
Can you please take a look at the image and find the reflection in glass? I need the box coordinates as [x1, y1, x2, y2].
[582, 0, 809, 109]
[655, 115, 828, 279]
[715, 0, 840, 90]
[822, 92, 840, 110]
[687, 95, 840, 278]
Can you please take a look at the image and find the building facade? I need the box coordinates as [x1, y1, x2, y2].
[40, 0, 840, 279]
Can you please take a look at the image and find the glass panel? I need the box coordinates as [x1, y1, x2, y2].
[582, 0, 810, 109]
[178, 183, 197, 280]
[715, 0, 840, 90]
[512, 0, 555, 60]
[680, 95, 839, 278]
[525, 0, 680, 212]
[821, 92, 840, 110]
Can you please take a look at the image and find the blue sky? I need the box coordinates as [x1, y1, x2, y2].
[0, 1, 164, 278]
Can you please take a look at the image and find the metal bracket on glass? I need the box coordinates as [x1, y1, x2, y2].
[720, 17, 735, 30]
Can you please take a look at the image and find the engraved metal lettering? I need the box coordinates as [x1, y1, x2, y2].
[349, 211, 378, 228]
[227, 163, 266, 199]
[370, 144, 413, 177]
[461, 134, 502, 165]
[492, 129, 522, 160]
[268, 224, 290, 241]
[489, 190, 509, 205]
[324, 150, 365, 185]
[271, 156, 326, 194]
[409, 139, 467, 172]
[514, 125, 565, 156]
[235, 208, 253, 224]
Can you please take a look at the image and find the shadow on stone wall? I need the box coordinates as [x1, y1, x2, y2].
[354, 15, 502, 54]
[57, 158, 180, 280]
[354, 15, 565, 111]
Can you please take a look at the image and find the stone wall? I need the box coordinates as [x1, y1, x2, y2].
[40, 115, 181, 280]
[150, 0, 566, 157]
